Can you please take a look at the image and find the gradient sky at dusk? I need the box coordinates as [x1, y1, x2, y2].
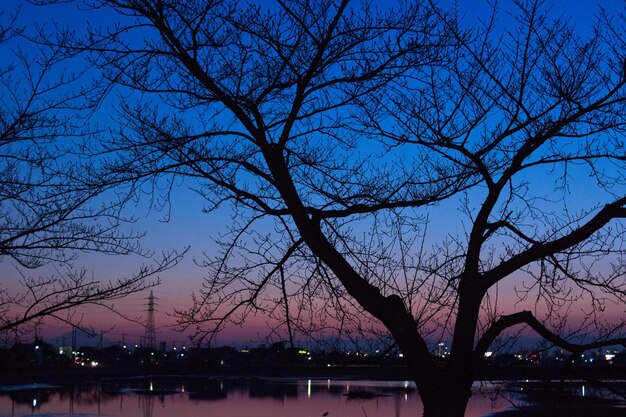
[2, 0, 624, 348]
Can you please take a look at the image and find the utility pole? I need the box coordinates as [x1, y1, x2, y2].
[71, 326, 77, 352]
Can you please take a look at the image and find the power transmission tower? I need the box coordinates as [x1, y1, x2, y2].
[142, 291, 157, 349]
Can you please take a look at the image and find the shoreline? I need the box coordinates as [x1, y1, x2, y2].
[1, 364, 624, 386]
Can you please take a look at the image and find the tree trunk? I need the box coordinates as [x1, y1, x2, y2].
[419, 377, 472, 417]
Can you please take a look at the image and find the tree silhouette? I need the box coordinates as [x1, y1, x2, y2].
[39, 0, 625, 415]
[0, 9, 181, 341]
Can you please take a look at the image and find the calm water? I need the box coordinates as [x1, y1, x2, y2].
[0, 377, 511, 417]
[0, 377, 622, 417]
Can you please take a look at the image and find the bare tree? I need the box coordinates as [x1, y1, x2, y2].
[0, 8, 181, 342]
[40, 0, 626, 415]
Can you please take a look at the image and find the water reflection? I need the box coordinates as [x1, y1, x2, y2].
[7, 389, 50, 410]
[141, 395, 154, 417]
[487, 380, 626, 417]
[0, 378, 623, 417]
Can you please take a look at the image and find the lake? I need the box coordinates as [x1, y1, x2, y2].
[0, 377, 623, 417]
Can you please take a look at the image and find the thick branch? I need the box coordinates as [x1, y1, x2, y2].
[482, 197, 626, 288]
[474, 310, 626, 361]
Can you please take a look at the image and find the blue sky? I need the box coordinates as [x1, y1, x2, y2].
[2, 0, 624, 347]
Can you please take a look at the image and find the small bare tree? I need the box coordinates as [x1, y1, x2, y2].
[40, 0, 625, 415]
[0, 9, 181, 342]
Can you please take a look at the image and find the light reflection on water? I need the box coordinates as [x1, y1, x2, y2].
[0, 377, 526, 417]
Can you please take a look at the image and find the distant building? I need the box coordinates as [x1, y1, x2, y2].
[434, 342, 449, 358]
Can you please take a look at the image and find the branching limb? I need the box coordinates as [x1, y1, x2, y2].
[475, 310, 626, 361]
